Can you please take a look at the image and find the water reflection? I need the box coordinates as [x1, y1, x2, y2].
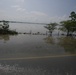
[43, 36, 55, 44]
[44, 35, 76, 54]
[0, 34, 76, 58]
[58, 36, 76, 54]
[0, 35, 10, 42]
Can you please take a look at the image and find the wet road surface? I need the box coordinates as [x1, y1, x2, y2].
[0, 55, 76, 75]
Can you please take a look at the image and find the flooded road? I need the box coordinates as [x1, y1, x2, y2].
[0, 56, 76, 75]
[0, 34, 76, 75]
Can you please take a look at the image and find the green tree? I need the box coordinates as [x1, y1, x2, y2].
[60, 11, 76, 36]
[2, 20, 9, 30]
[44, 23, 57, 35]
[69, 11, 76, 21]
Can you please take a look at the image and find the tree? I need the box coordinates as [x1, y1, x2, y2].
[69, 11, 76, 21]
[44, 23, 57, 35]
[60, 20, 72, 36]
[60, 11, 76, 36]
[2, 20, 9, 30]
[0, 20, 9, 30]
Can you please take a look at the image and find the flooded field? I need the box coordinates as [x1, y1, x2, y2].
[0, 34, 76, 75]
[0, 34, 76, 58]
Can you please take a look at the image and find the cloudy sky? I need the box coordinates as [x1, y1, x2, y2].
[0, 0, 76, 23]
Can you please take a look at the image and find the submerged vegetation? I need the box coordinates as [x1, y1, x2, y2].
[58, 36, 76, 54]
[0, 20, 18, 35]
[0, 29, 18, 34]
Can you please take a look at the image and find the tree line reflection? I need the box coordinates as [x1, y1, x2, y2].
[0, 35, 17, 43]
[44, 36, 76, 54]
[0, 35, 10, 42]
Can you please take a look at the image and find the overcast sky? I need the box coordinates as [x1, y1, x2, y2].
[0, 0, 76, 23]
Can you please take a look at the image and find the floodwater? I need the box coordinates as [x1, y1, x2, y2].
[0, 34, 76, 58]
[0, 34, 76, 75]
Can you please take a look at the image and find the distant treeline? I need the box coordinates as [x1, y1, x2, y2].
[0, 20, 47, 25]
